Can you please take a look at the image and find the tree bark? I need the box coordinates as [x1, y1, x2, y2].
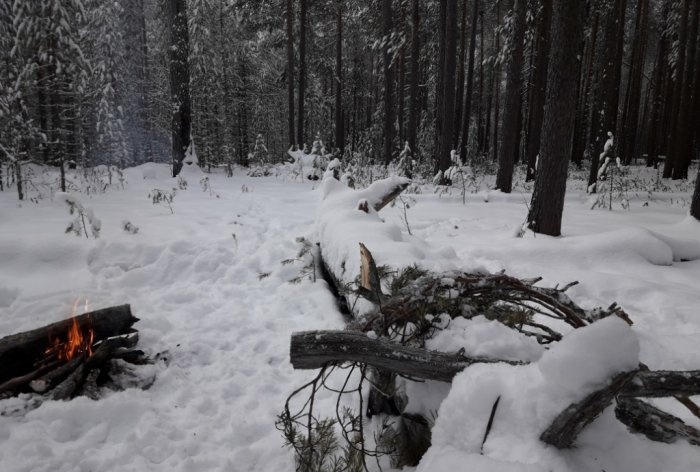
[615, 397, 700, 446]
[382, 0, 394, 165]
[588, 0, 627, 191]
[525, 0, 552, 181]
[335, 1, 344, 154]
[286, 0, 295, 147]
[297, 0, 307, 148]
[495, 0, 526, 192]
[691, 167, 700, 220]
[527, 0, 585, 236]
[438, 0, 459, 174]
[671, 1, 699, 179]
[619, 0, 648, 165]
[168, 0, 192, 177]
[453, 0, 468, 150]
[459, 0, 479, 163]
[541, 370, 638, 448]
[407, 0, 420, 156]
[290, 330, 518, 383]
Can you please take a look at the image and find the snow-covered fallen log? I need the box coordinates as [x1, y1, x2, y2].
[290, 330, 522, 382]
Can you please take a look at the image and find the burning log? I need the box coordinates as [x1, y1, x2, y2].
[0, 304, 145, 399]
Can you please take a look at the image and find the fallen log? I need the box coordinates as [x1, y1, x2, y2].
[620, 370, 700, 398]
[290, 330, 522, 383]
[540, 370, 639, 448]
[615, 397, 700, 446]
[0, 304, 138, 384]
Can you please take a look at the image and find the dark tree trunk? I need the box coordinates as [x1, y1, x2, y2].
[525, 0, 552, 181]
[527, 0, 585, 236]
[495, 0, 526, 193]
[571, 8, 599, 167]
[398, 45, 405, 146]
[671, 1, 699, 179]
[168, 0, 192, 178]
[438, 0, 459, 173]
[286, 0, 295, 148]
[646, 5, 670, 168]
[476, 10, 485, 153]
[619, 0, 648, 165]
[382, 0, 394, 165]
[453, 0, 468, 150]
[434, 0, 447, 168]
[335, 1, 344, 154]
[588, 0, 627, 191]
[408, 0, 420, 155]
[663, 0, 690, 178]
[459, 0, 479, 163]
[692, 167, 700, 220]
[490, 1, 501, 161]
[297, 0, 307, 148]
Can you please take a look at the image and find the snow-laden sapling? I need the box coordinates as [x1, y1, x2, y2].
[58, 193, 101, 239]
[149, 188, 176, 214]
[199, 176, 219, 198]
[396, 141, 414, 179]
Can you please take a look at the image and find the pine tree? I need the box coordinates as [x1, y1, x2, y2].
[528, 0, 585, 236]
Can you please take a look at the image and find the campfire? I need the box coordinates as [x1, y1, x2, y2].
[0, 303, 151, 402]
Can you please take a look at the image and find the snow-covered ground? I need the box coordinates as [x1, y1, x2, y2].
[1, 163, 699, 471]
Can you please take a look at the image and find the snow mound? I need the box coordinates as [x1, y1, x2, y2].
[419, 317, 639, 471]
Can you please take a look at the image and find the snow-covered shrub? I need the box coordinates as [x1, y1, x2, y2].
[121, 220, 139, 234]
[247, 134, 273, 177]
[57, 193, 101, 238]
[149, 188, 176, 214]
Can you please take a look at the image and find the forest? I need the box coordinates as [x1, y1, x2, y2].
[1, 0, 700, 232]
[1, 1, 700, 472]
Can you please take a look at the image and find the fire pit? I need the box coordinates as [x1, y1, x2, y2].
[0, 303, 151, 402]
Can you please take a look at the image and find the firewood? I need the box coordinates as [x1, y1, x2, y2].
[0, 360, 61, 395]
[540, 370, 638, 448]
[290, 330, 522, 383]
[30, 355, 86, 393]
[615, 397, 700, 446]
[49, 339, 117, 400]
[0, 304, 137, 384]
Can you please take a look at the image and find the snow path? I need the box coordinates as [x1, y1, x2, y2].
[0, 168, 344, 471]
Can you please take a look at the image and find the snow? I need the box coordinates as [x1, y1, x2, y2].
[1, 163, 700, 471]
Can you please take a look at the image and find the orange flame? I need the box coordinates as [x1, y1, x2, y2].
[45, 298, 95, 362]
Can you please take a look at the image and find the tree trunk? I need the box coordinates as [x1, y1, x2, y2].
[297, 0, 307, 148]
[453, 0, 468, 150]
[408, 0, 420, 156]
[286, 0, 295, 148]
[525, 0, 552, 181]
[382, 0, 394, 165]
[588, 0, 627, 191]
[692, 167, 700, 220]
[495, 0, 526, 192]
[671, 1, 699, 179]
[663, 0, 690, 178]
[476, 10, 485, 153]
[459, 0, 479, 163]
[434, 0, 447, 169]
[646, 4, 670, 168]
[527, 0, 584, 236]
[438, 0, 459, 174]
[335, 1, 344, 154]
[619, 0, 648, 165]
[168, 0, 192, 177]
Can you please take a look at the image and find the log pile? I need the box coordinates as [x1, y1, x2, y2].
[283, 175, 700, 468]
[0, 304, 150, 401]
